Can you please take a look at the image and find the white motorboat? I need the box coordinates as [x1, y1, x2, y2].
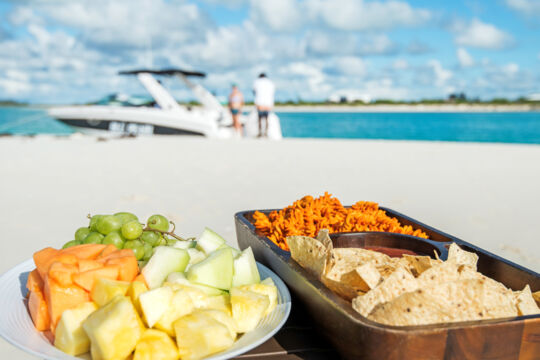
[48, 69, 282, 139]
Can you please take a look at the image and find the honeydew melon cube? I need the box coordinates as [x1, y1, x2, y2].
[186, 248, 206, 266]
[154, 290, 194, 336]
[54, 302, 97, 355]
[217, 244, 241, 258]
[186, 248, 233, 290]
[173, 240, 196, 250]
[82, 295, 144, 360]
[173, 311, 235, 360]
[232, 247, 260, 287]
[166, 272, 225, 296]
[195, 228, 225, 254]
[230, 288, 269, 333]
[139, 286, 174, 328]
[133, 329, 180, 360]
[142, 246, 190, 289]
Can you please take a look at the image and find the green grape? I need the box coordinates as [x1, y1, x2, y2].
[138, 260, 148, 269]
[157, 236, 167, 247]
[166, 237, 178, 247]
[103, 231, 125, 249]
[147, 214, 169, 232]
[89, 215, 104, 231]
[124, 240, 145, 260]
[62, 240, 81, 249]
[114, 212, 139, 225]
[96, 215, 122, 235]
[121, 220, 143, 240]
[142, 242, 153, 261]
[83, 232, 104, 244]
[74, 227, 91, 242]
[140, 231, 162, 247]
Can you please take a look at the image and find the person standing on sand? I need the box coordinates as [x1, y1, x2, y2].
[253, 73, 275, 137]
[228, 84, 244, 136]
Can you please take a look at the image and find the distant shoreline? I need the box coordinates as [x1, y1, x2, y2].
[271, 104, 540, 113]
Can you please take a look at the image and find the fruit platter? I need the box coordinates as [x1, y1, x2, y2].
[0, 212, 291, 360]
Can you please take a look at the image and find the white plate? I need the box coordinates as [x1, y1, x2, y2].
[0, 259, 291, 360]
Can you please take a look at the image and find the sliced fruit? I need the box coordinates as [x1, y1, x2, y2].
[230, 287, 270, 333]
[83, 295, 144, 360]
[166, 273, 225, 296]
[142, 247, 190, 289]
[90, 278, 130, 307]
[173, 240, 197, 250]
[78, 259, 103, 273]
[61, 244, 107, 260]
[73, 266, 119, 292]
[26, 269, 44, 293]
[28, 289, 50, 331]
[186, 248, 206, 266]
[105, 255, 139, 281]
[127, 281, 149, 316]
[43, 276, 90, 333]
[197, 294, 232, 316]
[98, 244, 118, 258]
[197, 309, 237, 340]
[54, 302, 97, 356]
[239, 282, 277, 315]
[174, 311, 235, 360]
[133, 329, 180, 360]
[139, 286, 173, 327]
[33, 247, 61, 279]
[195, 228, 225, 254]
[49, 262, 78, 287]
[186, 248, 233, 290]
[232, 247, 260, 287]
[155, 289, 194, 336]
[218, 244, 241, 258]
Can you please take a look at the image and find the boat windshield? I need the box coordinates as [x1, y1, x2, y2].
[92, 93, 158, 108]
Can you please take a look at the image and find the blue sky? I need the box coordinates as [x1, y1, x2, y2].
[0, 0, 539, 104]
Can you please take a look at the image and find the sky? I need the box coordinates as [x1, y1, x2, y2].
[0, 0, 539, 104]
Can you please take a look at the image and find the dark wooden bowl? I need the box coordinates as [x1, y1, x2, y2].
[235, 207, 540, 360]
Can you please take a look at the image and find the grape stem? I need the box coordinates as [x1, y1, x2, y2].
[143, 221, 195, 242]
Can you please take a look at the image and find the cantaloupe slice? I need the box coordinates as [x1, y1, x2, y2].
[61, 244, 106, 260]
[49, 262, 78, 287]
[97, 249, 135, 262]
[43, 276, 90, 333]
[133, 274, 147, 287]
[34, 247, 61, 279]
[78, 259, 102, 273]
[27, 269, 44, 293]
[28, 289, 50, 331]
[106, 256, 138, 282]
[99, 244, 118, 258]
[73, 266, 120, 292]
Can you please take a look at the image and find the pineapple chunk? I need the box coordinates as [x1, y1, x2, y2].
[239, 282, 278, 315]
[165, 283, 209, 308]
[139, 286, 173, 328]
[91, 278, 131, 307]
[54, 302, 97, 355]
[134, 329, 179, 360]
[127, 281, 148, 316]
[174, 311, 235, 360]
[197, 294, 232, 316]
[230, 288, 269, 333]
[83, 295, 144, 360]
[197, 309, 237, 340]
[154, 290, 194, 336]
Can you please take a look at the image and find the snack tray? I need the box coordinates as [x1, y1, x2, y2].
[234, 207, 540, 360]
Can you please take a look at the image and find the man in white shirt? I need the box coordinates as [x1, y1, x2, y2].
[253, 73, 275, 137]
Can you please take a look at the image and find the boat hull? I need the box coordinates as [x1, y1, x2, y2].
[57, 118, 204, 136]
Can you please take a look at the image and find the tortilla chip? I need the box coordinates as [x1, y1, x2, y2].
[321, 274, 364, 301]
[533, 291, 540, 307]
[515, 285, 540, 316]
[352, 266, 418, 317]
[368, 278, 518, 326]
[340, 262, 382, 292]
[448, 243, 479, 270]
[325, 248, 391, 282]
[316, 229, 333, 250]
[401, 254, 438, 276]
[286, 235, 328, 277]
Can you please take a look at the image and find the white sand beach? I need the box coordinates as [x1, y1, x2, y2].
[1, 135, 539, 358]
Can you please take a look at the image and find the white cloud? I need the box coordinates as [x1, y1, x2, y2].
[428, 60, 452, 87]
[503, 63, 519, 75]
[392, 59, 408, 70]
[453, 18, 514, 50]
[249, 0, 303, 32]
[506, 0, 540, 16]
[306, 0, 431, 31]
[325, 56, 366, 76]
[306, 32, 397, 56]
[457, 47, 474, 67]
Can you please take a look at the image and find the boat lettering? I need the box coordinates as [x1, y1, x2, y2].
[109, 121, 154, 135]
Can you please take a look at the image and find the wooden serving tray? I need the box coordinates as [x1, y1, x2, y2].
[234, 207, 540, 360]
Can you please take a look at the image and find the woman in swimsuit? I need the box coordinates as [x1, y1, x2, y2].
[228, 84, 244, 136]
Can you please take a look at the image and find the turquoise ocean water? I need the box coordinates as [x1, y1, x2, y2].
[1, 107, 540, 144]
